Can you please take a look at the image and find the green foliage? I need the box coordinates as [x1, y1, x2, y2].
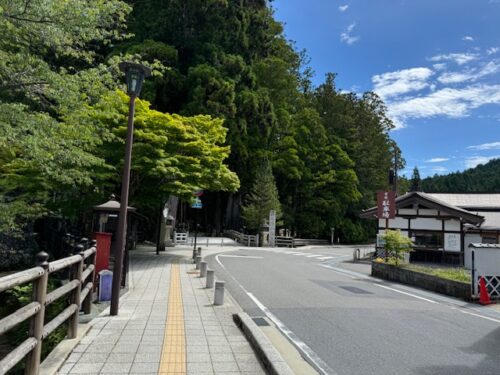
[122, 0, 400, 241]
[382, 230, 413, 266]
[410, 167, 422, 192]
[241, 162, 281, 231]
[0, 0, 132, 232]
[402, 264, 471, 283]
[422, 158, 500, 193]
[81, 90, 239, 208]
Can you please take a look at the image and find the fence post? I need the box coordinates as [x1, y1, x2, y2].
[68, 244, 84, 339]
[25, 252, 49, 375]
[83, 240, 97, 315]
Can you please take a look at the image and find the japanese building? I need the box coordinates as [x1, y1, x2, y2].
[360, 192, 500, 267]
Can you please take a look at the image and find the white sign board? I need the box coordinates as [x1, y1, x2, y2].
[444, 233, 461, 252]
[269, 210, 276, 247]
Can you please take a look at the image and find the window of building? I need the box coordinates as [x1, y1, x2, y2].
[481, 235, 498, 244]
[411, 231, 444, 249]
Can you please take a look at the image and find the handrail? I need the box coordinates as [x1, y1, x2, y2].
[0, 267, 45, 293]
[0, 337, 37, 374]
[0, 240, 97, 375]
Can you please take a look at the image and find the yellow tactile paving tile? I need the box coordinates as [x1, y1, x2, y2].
[159, 263, 187, 375]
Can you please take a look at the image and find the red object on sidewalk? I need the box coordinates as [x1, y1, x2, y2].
[94, 232, 112, 279]
[479, 276, 492, 305]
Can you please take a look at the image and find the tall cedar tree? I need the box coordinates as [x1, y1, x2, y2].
[241, 162, 282, 232]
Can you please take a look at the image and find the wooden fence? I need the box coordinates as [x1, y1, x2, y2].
[0, 240, 97, 375]
[224, 230, 259, 247]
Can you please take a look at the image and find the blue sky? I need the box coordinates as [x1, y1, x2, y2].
[272, 0, 500, 177]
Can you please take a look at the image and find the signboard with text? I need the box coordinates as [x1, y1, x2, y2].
[377, 191, 396, 219]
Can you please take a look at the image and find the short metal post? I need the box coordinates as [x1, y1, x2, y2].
[68, 244, 84, 339]
[197, 247, 202, 257]
[214, 281, 225, 305]
[200, 261, 207, 277]
[206, 270, 215, 288]
[25, 252, 49, 375]
[192, 249, 197, 263]
[206, 238, 209, 247]
[195, 256, 202, 270]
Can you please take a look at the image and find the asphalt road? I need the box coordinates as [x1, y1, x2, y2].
[205, 246, 500, 375]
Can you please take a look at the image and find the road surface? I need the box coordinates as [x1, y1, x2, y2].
[206, 245, 500, 375]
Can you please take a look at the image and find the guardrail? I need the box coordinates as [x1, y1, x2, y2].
[0, 239, 97, 375]
[275, 236, 294, 248]
[174, 231, 188, 244]
[224, 230, 259, 247]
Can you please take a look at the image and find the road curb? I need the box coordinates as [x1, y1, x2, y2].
[233, 312, 294, 375]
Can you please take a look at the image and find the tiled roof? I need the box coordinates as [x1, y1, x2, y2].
[427, 193, 500, 209]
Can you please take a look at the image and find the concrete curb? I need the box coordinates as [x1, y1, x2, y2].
[39, 323, 92, 375]
[233, 312, 294, 375]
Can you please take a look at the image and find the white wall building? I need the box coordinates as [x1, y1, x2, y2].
[360, 192, 500, 267]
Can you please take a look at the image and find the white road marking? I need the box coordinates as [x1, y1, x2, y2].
[373, 284, 438, 304]
[217, 255, 263, 259]
[458, 309, 500, 324]
[292, 252, 308, 256]
[305, 254, 322, 258]
[246, 292, 335, 375]
[317, 256, 334, 260]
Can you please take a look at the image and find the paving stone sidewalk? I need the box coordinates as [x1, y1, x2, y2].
[57, 247, 265, 375]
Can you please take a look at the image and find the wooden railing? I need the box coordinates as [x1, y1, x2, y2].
[224, 230, 259, 247]
[0, 239, 97, 375]
[275, 236, 294, 248]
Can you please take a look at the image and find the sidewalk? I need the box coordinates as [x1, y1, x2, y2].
[57, 246, 265, 375]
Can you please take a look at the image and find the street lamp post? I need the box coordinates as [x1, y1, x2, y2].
[110, 62, 151, 316]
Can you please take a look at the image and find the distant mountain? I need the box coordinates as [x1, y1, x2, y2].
[422, 158, 500, 193]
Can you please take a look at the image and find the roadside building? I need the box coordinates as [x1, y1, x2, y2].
[360, 192, 500, 267]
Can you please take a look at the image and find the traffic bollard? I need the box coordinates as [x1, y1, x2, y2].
[200, 261, 207, 277]
[206, 270, 215, 288]
[197, 247, 202, 257]
[214, 281, 225, 305]
[196, 256, 202, 270]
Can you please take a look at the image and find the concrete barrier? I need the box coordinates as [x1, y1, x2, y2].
[371, 261, 471, 301]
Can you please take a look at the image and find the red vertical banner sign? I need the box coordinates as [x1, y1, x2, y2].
[377, 191, 396, 219]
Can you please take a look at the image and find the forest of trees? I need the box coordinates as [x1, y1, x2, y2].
[0, 0, 399, 265]
[422, 158, 500, 193]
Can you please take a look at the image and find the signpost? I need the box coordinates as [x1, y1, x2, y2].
[191, 191, 203, 251]
[377, 191, 396, 221]
[377, 191, 396, 259]
[269, 210, 276, 247]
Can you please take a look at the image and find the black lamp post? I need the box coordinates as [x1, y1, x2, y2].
[110, 62, 151, 316]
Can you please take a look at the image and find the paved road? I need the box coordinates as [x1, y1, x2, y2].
[206, 246, 500, 375]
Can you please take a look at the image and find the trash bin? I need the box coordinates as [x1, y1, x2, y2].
[98, 270, 113, 302]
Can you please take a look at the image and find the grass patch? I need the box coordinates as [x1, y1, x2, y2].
[402, 264, 471, 283]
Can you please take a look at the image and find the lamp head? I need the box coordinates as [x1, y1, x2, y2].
[119, 62, 151, 97]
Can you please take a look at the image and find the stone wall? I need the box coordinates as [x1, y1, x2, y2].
[371, 262, 472, 301]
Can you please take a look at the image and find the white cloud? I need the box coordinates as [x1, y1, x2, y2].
[426, 158, 450, 163]
[433, 63, 447, 71]
[388, 84, 500, 122]
[372, 67, 433, 99]
[487, 47, 499, 55]
[467, 141, 500, 150]
[437, 60, 500, 84]
[340, 22, 360, 45]
[437, 71, 474, 84]
[465, 156, 500, 169]
[462, 36, 474, 42]
[429, 53, 479, 65]
[339, 5, 349, 12]
[431, 166, 448, 174]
